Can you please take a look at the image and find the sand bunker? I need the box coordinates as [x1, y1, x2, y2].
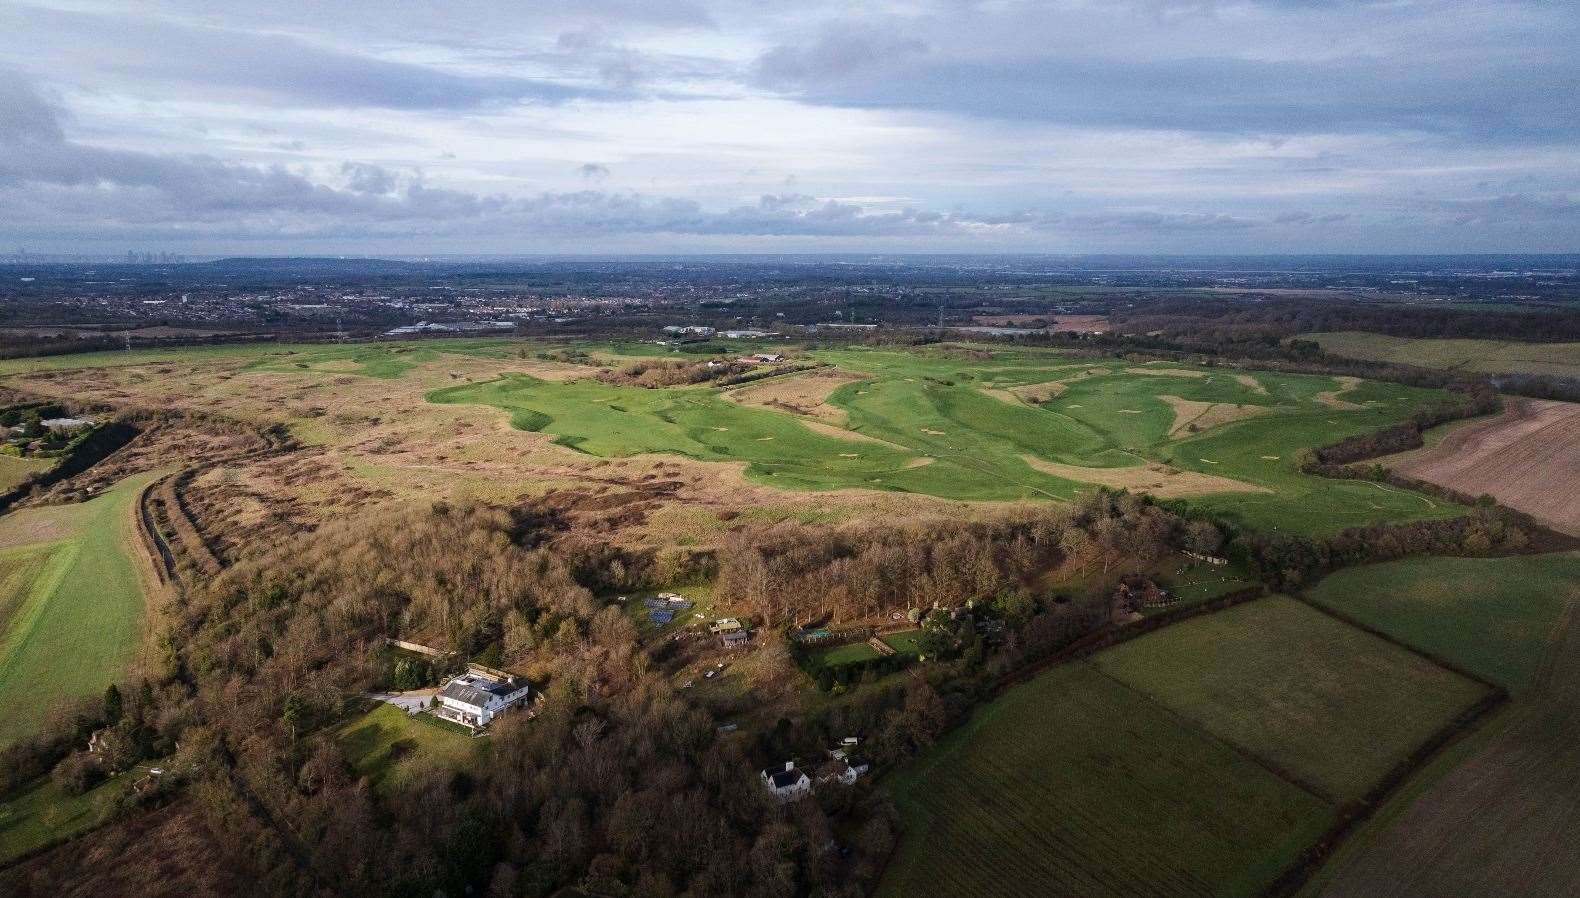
[1316, 376, 1365, 409]
[1021, 455, 1267, 497]
[1161, 396, 1270, 437]
[1125, 367, 1206, 379]
[724, 368, 867, 423]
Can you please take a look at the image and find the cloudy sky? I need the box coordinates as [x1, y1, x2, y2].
[1, 0, 1577, 254]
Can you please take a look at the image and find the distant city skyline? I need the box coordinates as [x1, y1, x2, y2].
[1, 1, 1577, 254]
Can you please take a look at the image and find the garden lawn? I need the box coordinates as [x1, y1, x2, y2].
[338, 703, 478, 794]
[1092, 595, 1489, 802]
[1305, 553, 1580, 692]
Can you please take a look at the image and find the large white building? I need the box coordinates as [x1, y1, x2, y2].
[433, 670, 530, 729]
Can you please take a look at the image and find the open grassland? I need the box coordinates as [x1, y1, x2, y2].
[4, 339, 1473, 537]
[339, 702, 478, 794]
[0, 772, 133, 864]
[1308, 331, 1580, 378]
[1387, 397, 1580, 533]
[0, 454, 53, 491]
[0, 472, 160, 745]
[431, 343, 1466, 534]
[1093, 596, 1488, 802]
[1307, 553, 1580, 691]
[1318, 592, 1580, 897]
[879, 662, 1333, 898]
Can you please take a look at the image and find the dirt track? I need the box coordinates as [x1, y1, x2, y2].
[1321, 594, 1580, 897]
[1393, 398, 1580, 534]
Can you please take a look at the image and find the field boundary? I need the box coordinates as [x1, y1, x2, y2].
[1260, 686, 1506, 897]
[1256, 593, 1511, 897]
[991, 584, 1267, 696]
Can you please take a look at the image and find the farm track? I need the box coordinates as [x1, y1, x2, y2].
[1321, 597, 1580, 898]
[1393, 397, 1580, 533]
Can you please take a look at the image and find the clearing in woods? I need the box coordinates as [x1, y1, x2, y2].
[878, 596, 1487, 897]
[0, 472, 161, 745]
[1316, 573, 1580, 898]
[1385, 397, 1580, 534]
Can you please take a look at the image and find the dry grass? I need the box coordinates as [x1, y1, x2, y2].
[1161, 395, 1270, 437]
[1020, 455, 1269, 497]
[1125, 366, 1207, 379]
[1316, 375, 1365, 409]
[722, 368, 866, 422]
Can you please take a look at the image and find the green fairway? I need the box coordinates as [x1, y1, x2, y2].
[1092, 596, 1488, 802]
[1306, 553, 1580, 691]
[431, 343, 1468, 534]
[879, 662, 1333, 898]
[339, 702, 478, 794]
[1308, 331, 1580, 379]
[0, 472, 160, 746]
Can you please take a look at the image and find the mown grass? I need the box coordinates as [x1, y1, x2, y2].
[0, 771, 133, 864]
[1092, 596, 1489, 802]
[1305, 553, 1580, 692]
[0, 472, 161, 746]
[879, 662, 1334, 898]
[338, 703, 478, 794]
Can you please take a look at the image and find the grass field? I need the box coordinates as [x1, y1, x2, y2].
[879, 662, 1334, 898]
[431, 343, 1468, 534]
[0, 454, 53, 491]
[1316, 584, 1580, 897]
[0, 772, 133, 864]
[1306, 553, 1580, 692]
[338, 703, 478, 794]
[1308, 331, 1580, 379]
[1093, 596, 1487, 802]
[0, 472, 160, 746]
[878, 595, 1488, 897]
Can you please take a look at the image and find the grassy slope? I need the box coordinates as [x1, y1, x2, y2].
[1307, 331, 1580, 379]
[879, 662, 1333, 898]
[0, 472, 160, 746]
[1305, 553, 1580, 692]
[1093, 596, 1487, 802]
[0, 455, 54, 491]
[0, 771, 133, 864]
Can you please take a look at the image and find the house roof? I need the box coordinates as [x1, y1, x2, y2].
[440, 674, 525, 709]
[765, 768, 807, 789]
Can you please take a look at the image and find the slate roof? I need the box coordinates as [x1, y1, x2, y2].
[765, 767, 807, 789]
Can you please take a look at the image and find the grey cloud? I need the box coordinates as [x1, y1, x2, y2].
[579, 163, 612, 180]
[0, 5, 624, 110]
[752, 7, 1580, 143]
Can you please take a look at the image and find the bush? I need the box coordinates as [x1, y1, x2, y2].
[52, 752, 106, 796]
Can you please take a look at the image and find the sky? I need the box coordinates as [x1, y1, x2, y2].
[1, 0, 1577, 255]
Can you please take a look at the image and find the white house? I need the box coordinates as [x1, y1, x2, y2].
[761, 762, 811, 801]
[433, 670, 530, 730]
